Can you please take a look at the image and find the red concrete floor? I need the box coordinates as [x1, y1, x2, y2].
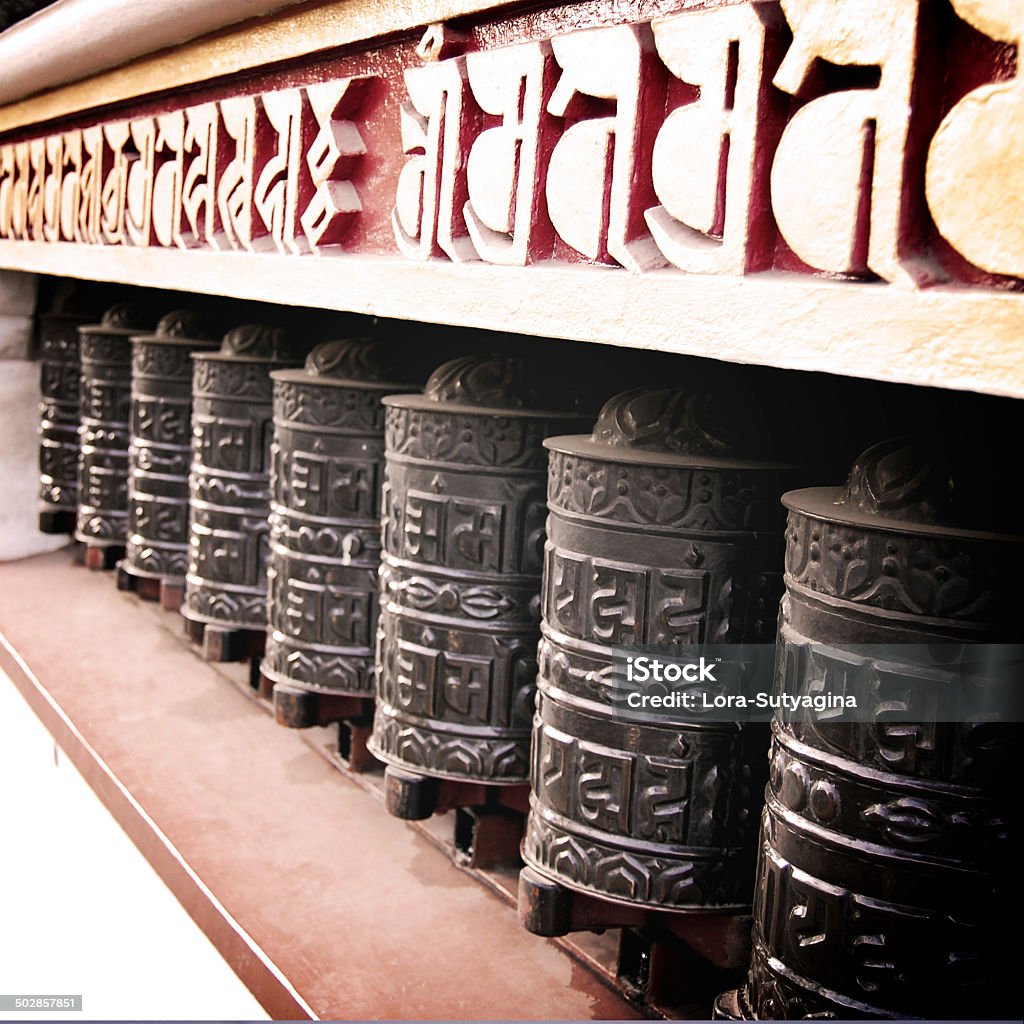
[0, 547, 639, 1021]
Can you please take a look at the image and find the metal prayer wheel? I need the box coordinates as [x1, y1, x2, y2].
[118, 310, 218, 602]
[75, 302, 158, 561]
[261, 339, 418, 726]
[181, 324, 301, 643]
[38, 308, 95, 533]
[719, 438, 1022, 1021]
[521, 388, 796, 913]
[370, 354, 591, 788]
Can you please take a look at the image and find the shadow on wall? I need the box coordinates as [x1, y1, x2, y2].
[1, 270, 67, 562]
[0, 360, 69, 561]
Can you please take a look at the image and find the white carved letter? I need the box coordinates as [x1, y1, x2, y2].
[926, 0, 1024, 278]
[100, 121, 134, 245]
[181, 104, 225, 249]
[125, 118, 156, 247]
[217, 96, 260, 251]
[151, 111, 186, 248]
[0, 145, 14, 239]
[647, 5, 782, 275]
[545, 24, 664, 272]
[464, 41, 553, 265]
[9, 143, 30, 240]
[78, 127, 107, 244]
[300, 78, 371, 253]
[26, 138, 46, 240]
[770, 0, 921, 283]
[42, 136, 63, 242]
[393, 57, 477, 262]
[254, 89, 314, 255]
[59, 131, 83, 242]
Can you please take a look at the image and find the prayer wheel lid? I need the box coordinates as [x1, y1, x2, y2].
[194, 322, 296, 363]
[783, 437, 1020, 542]
[381, 354, 594, 419]
[544, 387, 796, 470]
[271, 337, 419, 390]
[79, 301, 154, 337]
[130, 308, 219, 348]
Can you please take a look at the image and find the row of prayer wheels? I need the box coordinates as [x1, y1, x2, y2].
[36, 297, 1020, 1019]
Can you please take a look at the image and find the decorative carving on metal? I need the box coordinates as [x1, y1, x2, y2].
[261, 339, 418, 703]
[38, 308, 94, 530]
[721, 438, 1022, 1020]
[370, 355, 591, 784]
[74, 302, 157, 547]
[521, 387, 798, 911]
[181, 324, 300, 633]
[120, 309, 218, 587]
[1, 1, 1022, 289]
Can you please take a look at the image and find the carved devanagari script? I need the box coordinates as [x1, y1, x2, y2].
[1, 78, 372, 256]
[0, 0, 1021, 290]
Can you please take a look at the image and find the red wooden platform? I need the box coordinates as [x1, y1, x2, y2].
[0, 547, 640, 1021]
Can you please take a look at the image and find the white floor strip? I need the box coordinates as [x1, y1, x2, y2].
[0, 667, 270, 1022]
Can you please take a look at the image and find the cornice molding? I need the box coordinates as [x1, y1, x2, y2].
[0, 0, 514, 133]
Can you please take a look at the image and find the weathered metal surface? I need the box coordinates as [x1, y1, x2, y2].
[181, 324, 301, 634]
[521, 388, 796, 912]
[119, 309, 218, 590]
[724, 438, 1022, 1020]
[261, 339, 418, 717]
[37, 309, 93, 532]
[370, 354, 591, 785]
[74, 302, 158, 549]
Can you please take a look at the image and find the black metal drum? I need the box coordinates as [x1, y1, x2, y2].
[75, 303, 157, 556]
[181, 325, 300, 638]
[261, 339, 417, 721]
[38, 308, 95, 534]
[720, 438, 1022, 1020]
[370, 355, 590, 786]
[521, 388, 796, 912]
[119, 310, 218, 598]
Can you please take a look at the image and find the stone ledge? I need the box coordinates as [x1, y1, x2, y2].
[2, 241, 1022, 399]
